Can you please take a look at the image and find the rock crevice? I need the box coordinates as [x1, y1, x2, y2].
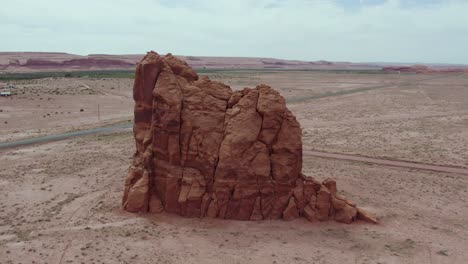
[122, 51, 377, 224]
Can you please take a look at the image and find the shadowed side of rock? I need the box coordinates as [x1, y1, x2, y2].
[122, 51, 377, 224]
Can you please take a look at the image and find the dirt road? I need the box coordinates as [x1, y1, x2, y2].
[0, 123, 131, 149]
[287, 73, 462, 103]
[2, 123, 467, 177]
[304, 150, 468, 176]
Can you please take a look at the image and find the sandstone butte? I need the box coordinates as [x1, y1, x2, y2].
[122, 51, 377, 224]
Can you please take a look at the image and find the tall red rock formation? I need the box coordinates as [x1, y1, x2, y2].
[122, 51, 377, 224]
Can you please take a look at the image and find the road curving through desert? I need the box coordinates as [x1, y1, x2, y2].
[286, 73, 463, 103]
[0, 122, 132, 150]
[1, 124, 467, 176]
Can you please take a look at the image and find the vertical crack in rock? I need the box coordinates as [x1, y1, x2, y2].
[122, 51, 378, 224]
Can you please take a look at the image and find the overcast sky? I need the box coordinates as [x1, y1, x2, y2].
[1, 0, 467, 64]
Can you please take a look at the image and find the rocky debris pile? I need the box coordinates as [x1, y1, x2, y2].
[122, 51, 377, 224]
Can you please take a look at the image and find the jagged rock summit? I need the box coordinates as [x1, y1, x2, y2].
[122, 51, 377, 224]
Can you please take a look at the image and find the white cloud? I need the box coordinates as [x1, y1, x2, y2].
[0, 0, 467, 63]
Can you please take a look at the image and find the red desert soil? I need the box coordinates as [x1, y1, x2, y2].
[0, 78, 134, 142]
[0, 66, 467, 263]
[0, 134, 467, 263]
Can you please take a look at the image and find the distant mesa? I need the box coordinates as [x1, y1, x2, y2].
[8, 59, 20, 66]
[121, 51, 378, 224]
[382, 65, 428, 73]
[309, 60, 333, 65]
[383, 64, 468, 73]
[1, 52, 465, 73]
[0, 52, 381, 72]
[186, 56, 202, 61]
[23, 59, 61, 67]
[261, 60, 295, 66]
[23, 58, 135, 68]
[0, 53, 139, 71]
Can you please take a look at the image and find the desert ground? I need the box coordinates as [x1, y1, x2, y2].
[1, 70, 468, 263]
[0, 78, 134, 142]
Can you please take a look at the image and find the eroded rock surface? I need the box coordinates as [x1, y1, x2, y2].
[122, 51, 377, 224]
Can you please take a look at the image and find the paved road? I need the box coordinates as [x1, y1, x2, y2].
[0, 123, 132, 150]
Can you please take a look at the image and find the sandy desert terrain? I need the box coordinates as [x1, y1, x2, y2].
[0, 78, 134, 142]
[1, 70, 468, 263]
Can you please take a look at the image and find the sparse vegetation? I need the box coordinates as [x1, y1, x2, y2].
[0, 70, 135, 81]
[195, 68, 388, 75]
[0, 68, 391, 82]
